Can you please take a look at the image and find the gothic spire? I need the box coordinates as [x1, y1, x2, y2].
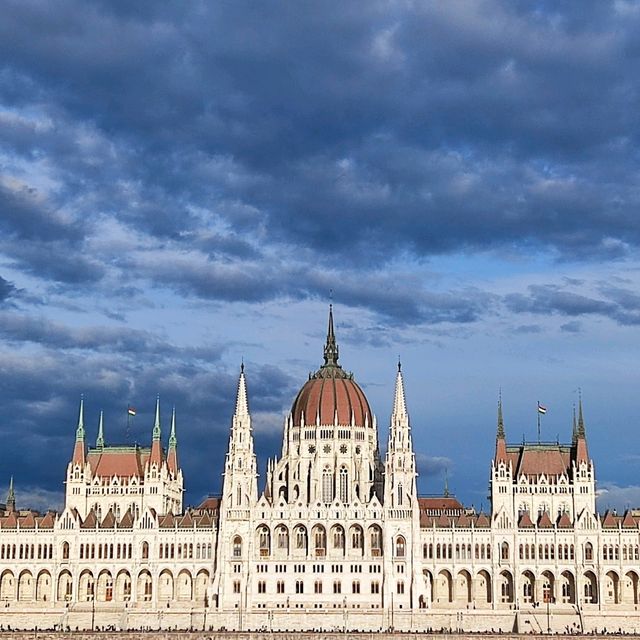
[392, 358, 408, 420]
[167, 405, 179, 475]
[572, 403, 578, 444]
[235, 363, 249, 417]
[6, 476, 15, 513]
[96, 410, 105, 449]
[72, 396, 86, 466]
[443, 469, 450, 498]
[153, 395, 161, 441]
[323, 304, 339, 366]
[495, 391, 508, 463]
[577, 392, 586, 438]
[497, 391, 505, 439]
[149, 395, 163, 466]
[76, 395, 85, 442]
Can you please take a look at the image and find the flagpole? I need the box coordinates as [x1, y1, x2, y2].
[537, 401, 541, 443]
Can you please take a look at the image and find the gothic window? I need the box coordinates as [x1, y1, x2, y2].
[258, 527, 270, 556]
[397, 482, 403, 505]
[322, 468, 334, 504]
[501, 542, 509, 561]
[339, 467, 348, 503]
[314, 526, 326, 556]
[236, 485, 242, 506]
[333, 580, 342, 594]
[295, 526, 307, 550]
[277, 526, 289, 550]
[370, 526, 382, 556]
[585, 542, 593, 561]
[395, 535, 406, 558]
[62, 542, 70, 560]
[233, 536, 243, 558]
[351, 526, 363, 550]
[142, 541, 149, 560]
[333, 526, 345, 550]
[314, 580, 322, 593]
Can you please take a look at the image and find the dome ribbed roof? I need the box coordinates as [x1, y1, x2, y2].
[290, 306, 373, 427]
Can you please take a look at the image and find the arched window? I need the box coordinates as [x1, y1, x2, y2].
[258, 526, 270, 556]
[322, 468, 334, 504]
[233, 536, 243, 558]
[277, 527, 288, 550]
[395, 535, 406, 558]
[585, 542, 593, 561]
[501, 542, 509, 561]
[141, 541, 149, 560]
[397, 482, 403, 505]
[351, 526, 363, 550]
[339, 467, 348, 503]
[333, 526, 345, 550]
[62, 542, 70, 560]
[295, 527, 307, 550]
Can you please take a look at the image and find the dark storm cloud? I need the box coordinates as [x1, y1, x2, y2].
[0, 276, 17, 303]
[0, 0, 639, 280]
[504, 282, 640, 325]
[0, 339, 296, 506]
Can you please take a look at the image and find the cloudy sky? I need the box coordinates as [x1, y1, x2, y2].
[1, 0, 640, 513]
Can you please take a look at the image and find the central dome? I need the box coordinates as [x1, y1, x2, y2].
[291, 306, 373, 427]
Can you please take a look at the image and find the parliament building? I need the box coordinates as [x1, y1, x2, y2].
[0, 308, 639, 632]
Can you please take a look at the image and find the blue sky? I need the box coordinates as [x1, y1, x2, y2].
[1, 0, 640, 513]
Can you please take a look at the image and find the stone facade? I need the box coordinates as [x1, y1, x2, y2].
[0, 309, 639, 632]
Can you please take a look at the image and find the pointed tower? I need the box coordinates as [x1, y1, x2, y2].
[572, 404, 578, 444]
[214, 365, 259, 610]
[491, 392, 513, 519]
[576, 395, 589, 463]
[495, 393, 508, 463]
[323, 303, 339, 366]
[149, 395, 163, 466]
[72, 396, 86, 466]
[384, 360, 418, 508]
[6, 476, 15, 513]
[96, 410, 105, 449]
[221, 364, 258, 508]
[167, 406, 179, 475]
[383, 360, 421, 612]
[572, 392, 595, 516]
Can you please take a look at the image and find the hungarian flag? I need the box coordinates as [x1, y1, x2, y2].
[127, 406, 136, 416]
[537, 403, 547, 415]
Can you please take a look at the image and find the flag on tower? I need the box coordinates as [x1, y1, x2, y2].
[537, 402, 547, 415]
[127, 406, 136, 416]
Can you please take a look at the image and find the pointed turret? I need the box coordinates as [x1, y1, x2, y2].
[222, 364, 258, 507]
[572, 404, 578, 444]
[96, 410, 105, 449]
[149, 395, 163, 466]
[576, 393, 589, 463]
[6, 476, 15, 513]
[495, 392, 508, 463]
[167, 405, 179, 475]
[72, 396, 86, 466]
[323, 304, 339, 366]
[385, 361, 417, 508]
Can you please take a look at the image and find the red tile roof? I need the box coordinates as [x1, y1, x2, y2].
[87, 446, 151, 478]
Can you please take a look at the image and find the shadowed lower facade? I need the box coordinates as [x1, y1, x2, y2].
[0, 308, 639, 633]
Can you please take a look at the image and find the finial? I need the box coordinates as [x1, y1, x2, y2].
[443, 469, 450, 498]
[240, 358, 244, 374]
[398, 356, 401, 372]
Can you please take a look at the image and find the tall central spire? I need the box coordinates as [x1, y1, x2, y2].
[323, 304, 339, 366]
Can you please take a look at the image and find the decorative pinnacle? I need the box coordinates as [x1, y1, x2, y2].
[76, 395, 85, 442]
[235, 364, 249, 416]
[6, 476, 15, 512]
[392, 362, 408, 419]
[497, 390, 505, 439]
[577, 391, 586, 438]
[443, 469, 450, 498]
[169, 405, 177, 448]
[572, 403, 577, 444]
[96, 410, 105, 448]
[153, 395, 161, 441]
[323, 304, 339, 366]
